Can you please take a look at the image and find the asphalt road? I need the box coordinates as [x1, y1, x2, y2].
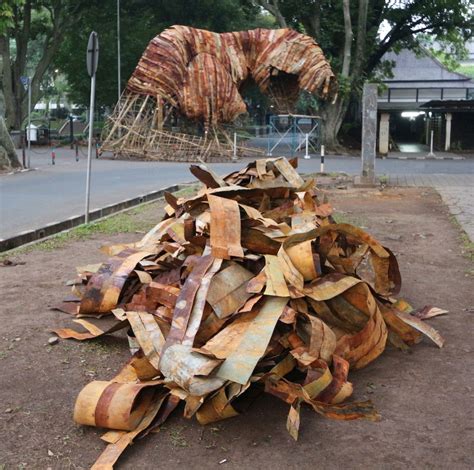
[1, 147, 473, 240]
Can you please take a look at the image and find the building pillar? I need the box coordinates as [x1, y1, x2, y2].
[445, 112, 452, 151]
[378, 113, 390, 155]
[360, 83, 377, 185]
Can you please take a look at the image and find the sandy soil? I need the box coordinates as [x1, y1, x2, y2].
[0, 187, 473, 470]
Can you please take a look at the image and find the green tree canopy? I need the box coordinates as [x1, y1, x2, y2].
[55, 0, 272, 108]
[248, 0, 473, 148]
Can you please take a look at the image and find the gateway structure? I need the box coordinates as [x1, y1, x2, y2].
[378, 48, 474, 153]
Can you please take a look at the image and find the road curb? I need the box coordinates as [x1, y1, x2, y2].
[0, 184, 181, 253]
[384, 156, 465, 160]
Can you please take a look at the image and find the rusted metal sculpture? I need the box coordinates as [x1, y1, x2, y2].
[101, 26, 337, 161]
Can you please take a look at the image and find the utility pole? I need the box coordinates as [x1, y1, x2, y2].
[27, 78, 31, 169]
[21, 76, 32, 169]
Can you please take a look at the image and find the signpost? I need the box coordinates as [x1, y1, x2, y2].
[85, 32, 99, 224]
[20, 76, 31, 169]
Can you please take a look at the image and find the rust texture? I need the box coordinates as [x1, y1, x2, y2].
[54, 158, 446, 468]
[100, 26, 337, 162]
[127, 26, 338, 126]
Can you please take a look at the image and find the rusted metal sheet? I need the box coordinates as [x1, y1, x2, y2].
[208, 194, 244, 259]
[79, 249, 152, 315]
[54, 318, 127, 340]
[162, 254, 215, 349]
[263, 255, 290, 297]
[160, 344, 225, 395]
[206, 262, 254, 318]
[126, 311, 165, 369]
[216, 296, 288, 385]
[54, 157, 447, 468]
[73, 381, 157, 431]
[90, 393, 168, 470]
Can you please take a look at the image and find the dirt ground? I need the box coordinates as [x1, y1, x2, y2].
[1, 186, 473, 470]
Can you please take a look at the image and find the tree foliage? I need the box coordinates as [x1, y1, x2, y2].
[249, 0, 473, 148]
[1, 0, 95, 129]
[55, 0, 272, 108]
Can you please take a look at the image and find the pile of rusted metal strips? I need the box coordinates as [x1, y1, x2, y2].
[54, 157, 444, 469]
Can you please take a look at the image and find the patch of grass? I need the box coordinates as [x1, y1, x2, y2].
[1, 211, 152, 256]
[333, 212, 369, 227]
[0, 185, 199, 259]
[457, 64, 474, 79]
[305, 172, 350, 179]
[82, 340, 122, 356]
[379, 174, 389, 185]
[168, 426, 188, 447]
[172, 183, 199, 198]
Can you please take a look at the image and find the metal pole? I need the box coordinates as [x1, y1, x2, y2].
[428, 130, 435, 157]
[85, 73, 96, 223]
[27, 79, 31, 169]
[320, 145, 325, 173]
[291, 117, 295, 157]
[232, 132, 237, 161]
[69, 114, 74, 149]
[304, 133, 310, 159]
[21, 139, 26, 167]
[267, 124, 271, 156]
[117, 0, 121, 105]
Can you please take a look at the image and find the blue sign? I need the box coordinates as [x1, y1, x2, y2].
[20, 76, 30, 89]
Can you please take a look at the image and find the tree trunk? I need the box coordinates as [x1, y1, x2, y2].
[0, 49, 22, 169]
[2, 1, 75, 130]
[0, 117, 22, 170]
[319, 0, 352, 152]
[341, 0, 353, 77]
[0, 36, 15, 129]
[353, 0, 368, 77]
[257, 1, 287, 28]
[320, 96, 349, 151]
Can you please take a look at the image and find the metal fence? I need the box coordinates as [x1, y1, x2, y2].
[265, 114, 322, 157]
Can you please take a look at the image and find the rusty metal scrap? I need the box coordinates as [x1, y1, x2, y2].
[54, 158, 446, 468]
[128, 26, 337, 125]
